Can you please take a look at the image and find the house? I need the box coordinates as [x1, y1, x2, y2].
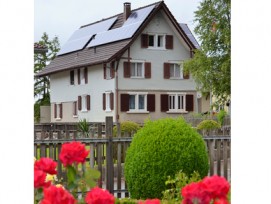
[36, 1, 210, 123]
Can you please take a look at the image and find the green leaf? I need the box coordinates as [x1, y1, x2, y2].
[84, 168, 101, 188]
[67, 165, 77, 185]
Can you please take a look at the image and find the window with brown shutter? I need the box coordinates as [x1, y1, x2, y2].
[110, 92, 114, 110]
[54, 104, 57, 118]
[147, 94, 155, 112]
[111, 62, 115, 78]
[145, 62, 151, 78]
[84, 67, 88, 84]
[73, 101, 78, 116]
[87, 95, 90, 110]
[141, 34, 148, 48]
[78, 96, 82, 111]
[103, 93, 106, 110]
[120, 94, 129, 111]
[161, 94, 169, 112]
[123, 62, 130, 78]
[77, 69, 81, 84]
[186, 94, 194, 111]
[164, 63, 170, 79]
[166, 35, 173, 49]
[59, 104, 63, 118]
[70, 70, 74, 85]
[103, 64, 106, 79]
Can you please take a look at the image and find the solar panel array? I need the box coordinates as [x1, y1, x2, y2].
[87, 5, 155, 48]
[57, 17, 118, 55]
[179, 23, 200, 49]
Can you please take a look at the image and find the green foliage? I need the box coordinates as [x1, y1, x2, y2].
[115, 198, 138, 204]
[197, 120, 221, 130]
[162, 170, 202, 201]
[77, 118, 90, 137]
[124, 117, 209, 199]
[34, 32, 60, 122]
[113, 121, 141, 137]
[216, 110, 227, 125]
[184, 0, 231, 105]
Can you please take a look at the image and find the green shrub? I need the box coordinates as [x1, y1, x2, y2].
[124, 117, 209, 199]
[77, 118, 90, 137]
[197, 120, 221, 131]
[216, 110, 227, 125]
[162, 170, 202, 201]
[113, 121, 141, 137]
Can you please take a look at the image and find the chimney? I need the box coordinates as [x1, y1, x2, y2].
[123, 2, 131, 20]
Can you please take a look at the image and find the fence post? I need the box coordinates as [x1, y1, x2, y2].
[106, 117, 114, 194]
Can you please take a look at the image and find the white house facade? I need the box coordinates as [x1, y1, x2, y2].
[36, 1, 210, 123]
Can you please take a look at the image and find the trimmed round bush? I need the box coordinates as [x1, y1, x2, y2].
[124, 117, 209, 199]
[113, 121, 141, 137]
[197, 120, 221, 130]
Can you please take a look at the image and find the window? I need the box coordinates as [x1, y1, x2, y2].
[120, 93, 155, 112]
[77, 68, 88, 84]
[103, 92, 114, 111]
[131, 62, 143, 78]
[54, 103, 62, 119]
[104, 62, 115, 79]
[123, 61, 151, 78]
[78, 95, 90, 112]
[142, 34, 172, 49]
[161, 94, 194, 112]
[73, 101, 78, 117]
[170, 63, 183, 78]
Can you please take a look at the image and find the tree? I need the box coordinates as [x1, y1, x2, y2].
[184, 0, 231, 106]
[34, 32, 60, 122]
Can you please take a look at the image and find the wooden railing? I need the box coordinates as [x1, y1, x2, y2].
[34, 117, 231, 198]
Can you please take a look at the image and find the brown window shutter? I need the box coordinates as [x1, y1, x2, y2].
[103, 93, 106, 110]
[73, 102, 77, 115]
[123, 62, 130, 78]
[147, 94, 155, 112]
[103, 64, 106, 79]
[161, 94, 169, 112]
[54, 104, 57, 118]
[183, 71, 189, 79]
[164, 63, 170, 79]
[70, 70, 74, 85]
[186, 94, 194, 111]
[166, 35, 173, 49]
[111, 62, 115, 78]
[87, 95, 90, 110]
[77, 69, 81, 84]
[144, 62, 151, 78]
[141, 34, 148, 48]
[78, 96, 82, 111]
[84, 67, 88, 83]
[59, 104, 63, 118]
[120, 94, 129, 112]
[110, 92, 114, 110]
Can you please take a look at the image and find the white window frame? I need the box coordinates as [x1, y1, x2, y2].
[127, 92, 148, 113]
[147, 33, 166, 49]
[167, 92, 188, 113]
[81, 94, 88, 112]
[130, 60, 145, 78]
[105, 91, 112, 112]
[80, 68, 86, 84]
[56, 103, 62, 120]
[169, 62, 184, 79]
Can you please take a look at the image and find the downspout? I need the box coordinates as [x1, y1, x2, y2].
[115, 58, 120, 123]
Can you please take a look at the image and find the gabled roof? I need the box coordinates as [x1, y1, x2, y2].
[36, 1, 198, 77]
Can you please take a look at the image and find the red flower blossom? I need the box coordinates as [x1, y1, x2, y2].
[59, 141, 89, 166]
[202, 175, 230, 200]
[35, 157, 57, 175]
[214, 198, 229, 204]
[85, 187, 115, 204]
[138, 199, 161, 204]
[34, 169, 51, 189]
[182, 182, 211, 204]
[40, 185, 76, 204]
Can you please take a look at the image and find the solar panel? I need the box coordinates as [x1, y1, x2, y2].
[179, 23, 200, 49]
[87, 5, 155, 48]
[123, 5, 155, 26]
[57, 17, 118, 55]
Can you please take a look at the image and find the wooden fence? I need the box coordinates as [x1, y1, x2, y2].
[34, 117, 231, 198]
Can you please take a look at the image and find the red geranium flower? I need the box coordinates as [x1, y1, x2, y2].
[202, 175, 230, 200]
[34, 169, 51, 189]
[138, 198, 161, 204]
[35, 157, 57, 175]
[40, 185, 76, 204]
[59, 141, 89, 166]
[85, 187, 115, 204]
[214, 198, 229, 204]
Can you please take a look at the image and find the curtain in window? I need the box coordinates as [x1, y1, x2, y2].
[138, 95, 145, 109]
[129, 95, 135, 109]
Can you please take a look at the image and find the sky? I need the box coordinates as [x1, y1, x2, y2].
[34, 0, 202, 46]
